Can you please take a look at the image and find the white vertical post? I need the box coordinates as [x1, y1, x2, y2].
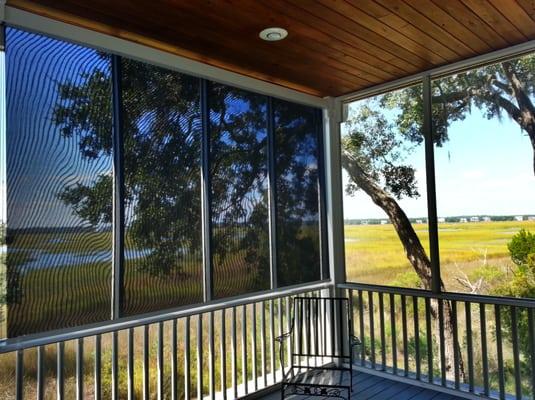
[322, 97, 347, 363]
[323, 96, 346, 292]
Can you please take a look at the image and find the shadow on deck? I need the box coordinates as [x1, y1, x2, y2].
[259, 370, 464, 400]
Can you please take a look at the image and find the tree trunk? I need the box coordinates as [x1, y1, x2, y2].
[501, 62, 535, 176]
[518, 121, 535, 177]
[342, 152, 464, 380]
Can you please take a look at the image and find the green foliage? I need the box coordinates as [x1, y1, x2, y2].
[389, 271, 422, 289]
[467, 264, 505, 293]
[407, 334, 429, 364]
[469, 264, 504, 283]
[52, 58, 271, 282]
[0, 223, 22, 306]
[392, 54, 535, 147]
[54, 58, 207, 277]
[507, 229, 535, 266]
[343, 97, 421, 200]
[48, 55, 322, 289]
[383, 85, 425, 145]
[493, 229, 535, 359]
[58, 176, 113, 226]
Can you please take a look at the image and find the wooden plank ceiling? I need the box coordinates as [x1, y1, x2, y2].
[8, 0, 535, 97]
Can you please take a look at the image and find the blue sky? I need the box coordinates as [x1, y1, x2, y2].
[342, 105, 535, 220]
[2, 28, 112, 229]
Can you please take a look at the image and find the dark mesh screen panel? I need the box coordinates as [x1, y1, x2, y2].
[209, 83, 270, 298]
[274, 99, 322, 286]
[121, 58, 203, 315]
[5, 28, 113, 337]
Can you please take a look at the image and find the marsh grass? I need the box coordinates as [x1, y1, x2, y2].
[5, 231, 270, 336]
[345, 220, 535, 291]
[345, 220, 535, 398]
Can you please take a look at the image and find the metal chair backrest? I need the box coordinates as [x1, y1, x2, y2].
[291, 296, 352, 364]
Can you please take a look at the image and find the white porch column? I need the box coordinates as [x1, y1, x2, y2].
[322, 97, 348, 363]
[323, 96, 346, 290]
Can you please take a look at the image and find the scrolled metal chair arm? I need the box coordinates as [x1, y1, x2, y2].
[275, 331, 292, 343]
[276, 331, 292, 377]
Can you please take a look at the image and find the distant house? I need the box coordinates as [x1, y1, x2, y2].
[361, 220, 369, 225]
[416, 219, 423, 224]
[528, 216, 535, 221]
[380, 220, 387, 225]
[470, 216, 479, 222]
[460, 217, 468, 223]
[482, 216, 491, 222]
[515, 216, 524, 221]
[437, 217, 446, 223]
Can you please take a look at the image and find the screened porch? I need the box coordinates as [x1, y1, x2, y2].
[1, 1, 535, 400]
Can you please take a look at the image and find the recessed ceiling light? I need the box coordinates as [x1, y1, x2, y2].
[259, 27, 288, 41]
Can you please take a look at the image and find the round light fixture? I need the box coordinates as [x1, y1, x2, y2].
[259, 27, 288, 41]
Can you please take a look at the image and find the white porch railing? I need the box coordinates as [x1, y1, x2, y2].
[339, 282, 535, 400]
[0, 282, 330, 399]
[3, 281, 534, 400]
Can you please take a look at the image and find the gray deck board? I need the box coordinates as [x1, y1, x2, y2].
[259, 370, 466, 400]
[367, 380, 421, 400]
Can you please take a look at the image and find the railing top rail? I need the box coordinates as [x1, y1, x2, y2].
[338, 282, 535, 308]
[293, 296, 348, 301]
[0, 280, 332, 354]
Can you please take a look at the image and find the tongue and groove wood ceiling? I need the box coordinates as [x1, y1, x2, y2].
[8, 0, 535, 97]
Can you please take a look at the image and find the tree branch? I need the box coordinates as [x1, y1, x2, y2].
[432, 86, 522, 127]
[502, 61, 535, 116]
[493, 94, 522, 122]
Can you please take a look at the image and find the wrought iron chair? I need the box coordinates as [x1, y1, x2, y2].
[276, 296, 359, 400]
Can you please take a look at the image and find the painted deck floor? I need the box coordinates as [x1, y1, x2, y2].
[260, 370, 465, 400]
